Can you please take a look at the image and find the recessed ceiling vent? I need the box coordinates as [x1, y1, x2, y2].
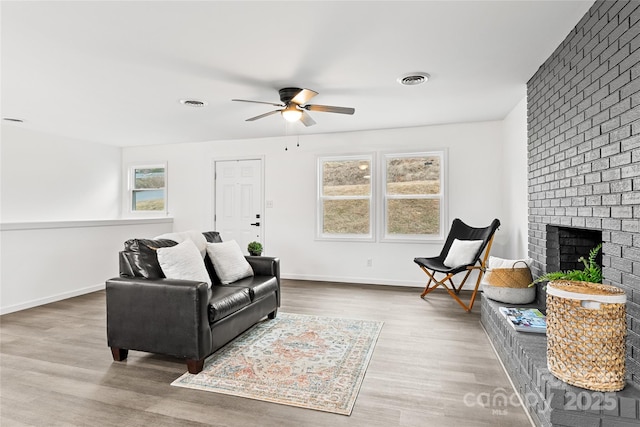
[180, 99, 208, 107]
[397, 73, 430, 86]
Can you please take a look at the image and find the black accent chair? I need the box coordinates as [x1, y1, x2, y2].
[414, 218, 500, 312]
[106, 231, 280, 374]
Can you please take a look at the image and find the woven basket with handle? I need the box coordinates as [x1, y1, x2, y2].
[485, 260, 533, 288]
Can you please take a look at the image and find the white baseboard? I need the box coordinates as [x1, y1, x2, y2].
[0, 283, 105, 315]
[281, 273, 424, 288]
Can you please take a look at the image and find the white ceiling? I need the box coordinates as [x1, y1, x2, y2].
[1, 1, 594, 147]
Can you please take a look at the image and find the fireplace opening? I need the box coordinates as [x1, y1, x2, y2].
[546, 225, 602, 275]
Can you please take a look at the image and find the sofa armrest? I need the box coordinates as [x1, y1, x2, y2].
[106, 277, 212, 361]
[246, 256, 280, 280]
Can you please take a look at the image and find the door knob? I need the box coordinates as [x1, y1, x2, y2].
[251, 222, 261, 226]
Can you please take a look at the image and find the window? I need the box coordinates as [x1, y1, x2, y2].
[128, 164, 167, 213]
[382, 152, 445, 241]
[317, 151, 446, 242]
[317, 155, 373, 240]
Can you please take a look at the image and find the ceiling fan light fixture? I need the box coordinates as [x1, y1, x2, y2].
[281, 105, 303, 122]
[233, 87, 352, 127]
[397, 72, 430, 86]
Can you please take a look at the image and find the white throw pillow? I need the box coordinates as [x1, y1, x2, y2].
[487, 256, 534, 269]
[206, 240, 254, 285]
[157, 239, 212, 288]
[154, 230, 207, 257]
[443, 239, 484, 268]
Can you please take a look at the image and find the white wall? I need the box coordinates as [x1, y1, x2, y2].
[0, 125, 174, 314]
[1, 125, 122, 222]
[123, 120, 516, 287]
[0, 219, 173, 314]
[501, 96, 529, 259]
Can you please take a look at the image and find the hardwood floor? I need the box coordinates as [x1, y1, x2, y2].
[1, 280, 532, 426]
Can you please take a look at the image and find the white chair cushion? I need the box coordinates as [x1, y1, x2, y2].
[443, 239, 484, 268]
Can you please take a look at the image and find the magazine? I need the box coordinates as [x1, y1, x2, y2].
[499, 307, 546, 334]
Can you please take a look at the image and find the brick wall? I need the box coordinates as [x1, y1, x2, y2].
[528, 0, 640, 389]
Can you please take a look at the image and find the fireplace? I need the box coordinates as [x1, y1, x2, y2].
[545, 225, 602, 273]
[533, 226, 603, 307]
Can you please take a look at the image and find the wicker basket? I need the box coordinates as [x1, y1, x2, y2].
[546, 280, 627, 392]
[485, 261, 533, 288]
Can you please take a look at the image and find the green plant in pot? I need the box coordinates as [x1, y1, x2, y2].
[529, 243, 602, 286]
[247, 241, 263, 256]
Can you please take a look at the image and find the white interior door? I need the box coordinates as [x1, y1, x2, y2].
[214, 159, 263, 254]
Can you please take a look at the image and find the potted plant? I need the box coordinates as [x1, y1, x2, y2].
[247, 241, 263, 256]
[531, 243, 627, 392]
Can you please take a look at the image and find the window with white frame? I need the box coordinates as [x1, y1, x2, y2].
[317, 155, 373, 240]
[128, 163, 167, 213]
[382, 152, 445, 241]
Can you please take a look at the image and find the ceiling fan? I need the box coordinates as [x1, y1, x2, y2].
[232, 87, 355, 127]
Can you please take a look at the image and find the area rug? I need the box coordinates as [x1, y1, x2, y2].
[171, 312, 383, 415]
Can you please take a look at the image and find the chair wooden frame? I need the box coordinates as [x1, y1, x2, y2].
[418, 233, 496, 312]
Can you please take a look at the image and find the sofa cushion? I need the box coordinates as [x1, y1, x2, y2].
[208, 286, 251, 323]
[154, 230, 207, 257]
[156, 239, 212, 288]
[228, 276, 279, 301]
[123, 238, 178, 278]
[206, 241, 254, 284]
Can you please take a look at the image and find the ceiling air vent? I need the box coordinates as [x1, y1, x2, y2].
[180, 99, 208, 107]
[397, 73, 430, 86]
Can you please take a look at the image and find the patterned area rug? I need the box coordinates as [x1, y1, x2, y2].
[171, 312, 383, 415]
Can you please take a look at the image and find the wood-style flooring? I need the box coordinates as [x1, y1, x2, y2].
[0, 280, 532, 426]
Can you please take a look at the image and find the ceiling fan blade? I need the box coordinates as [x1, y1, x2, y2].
[300, 111, 316, 127]
[291, 89, 318, 105]
[246, 110, 281, 121]
[232, 99, 283, 107]
[304, 104, 355, 115]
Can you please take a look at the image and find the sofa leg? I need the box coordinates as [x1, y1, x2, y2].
[186, 358, 205, 374]
[268, 309, 278, 319]
[111, 347, 128, 361]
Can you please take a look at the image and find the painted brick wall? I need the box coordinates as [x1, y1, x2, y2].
[527, 0, 640, 389]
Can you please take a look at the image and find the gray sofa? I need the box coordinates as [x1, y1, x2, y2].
[106, 231, 280, 374]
